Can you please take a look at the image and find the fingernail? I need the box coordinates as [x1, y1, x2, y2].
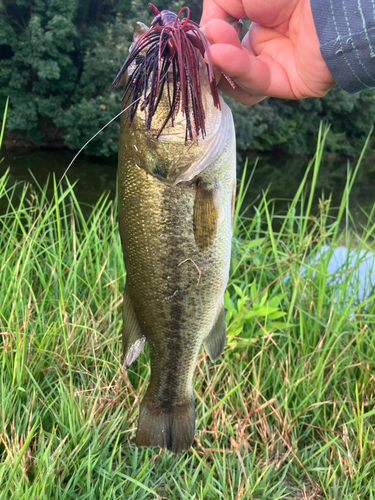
[223, 17, 243, 35]
[200, 23, 215, 45]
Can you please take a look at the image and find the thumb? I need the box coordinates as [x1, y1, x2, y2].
[200, 24, 223, 85]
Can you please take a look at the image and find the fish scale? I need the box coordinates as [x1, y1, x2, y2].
[118, 101, 235, 452]
[115, 6, 236, 453]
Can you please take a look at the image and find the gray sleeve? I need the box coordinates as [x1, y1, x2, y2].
[310, 0, 375, 93]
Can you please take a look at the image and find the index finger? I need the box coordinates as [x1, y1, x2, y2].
[200, 0, 228, 25]
[200, 0, 246, 25]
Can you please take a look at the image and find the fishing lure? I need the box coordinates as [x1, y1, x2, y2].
[110, 3, 220, 143]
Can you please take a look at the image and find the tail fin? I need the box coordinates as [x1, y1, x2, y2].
[135, 393, 195, 454]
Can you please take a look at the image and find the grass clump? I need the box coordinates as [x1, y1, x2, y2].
[1, 127, 375, 499]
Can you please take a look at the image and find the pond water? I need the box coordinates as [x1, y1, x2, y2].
[1, 148, 374, 299]
[1, 148, 374, 227]
[0, 149, 117, 210]
[306, 245, 375, 303]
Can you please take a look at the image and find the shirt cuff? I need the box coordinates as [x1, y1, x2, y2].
[311, 0, 375, 93]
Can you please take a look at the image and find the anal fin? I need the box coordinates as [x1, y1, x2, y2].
[203, 305, 226, 362]
[122, 287, 146, 367]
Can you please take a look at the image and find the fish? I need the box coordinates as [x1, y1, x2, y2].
[111, 4, 236, 454]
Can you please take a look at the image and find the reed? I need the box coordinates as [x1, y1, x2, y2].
[1, 126, 375, 498]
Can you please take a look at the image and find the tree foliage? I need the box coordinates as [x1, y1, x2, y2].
[1, 0, 151, 154]
[229, 86, 375, 162]
[1, 0, 374, 158]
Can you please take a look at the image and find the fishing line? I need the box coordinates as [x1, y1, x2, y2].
[57, 96, 142, 189]
[23, 98, 143, 287]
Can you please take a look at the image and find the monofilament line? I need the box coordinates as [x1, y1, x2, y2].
[57, 96, 142, 189]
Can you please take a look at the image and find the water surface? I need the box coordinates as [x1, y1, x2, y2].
[1, 149, 374, 228]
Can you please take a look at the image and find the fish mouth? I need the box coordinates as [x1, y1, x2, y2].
[111, 5, 220, 144]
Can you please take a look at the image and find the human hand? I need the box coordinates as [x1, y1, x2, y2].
[200, 0, 336, 105]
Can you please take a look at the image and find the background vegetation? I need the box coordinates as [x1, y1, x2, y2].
[2, 3, 375, 498]
[1, 129, 375, 498]
[1, 0, 375, 160]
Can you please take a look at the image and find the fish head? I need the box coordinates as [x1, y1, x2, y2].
[116, 17, 233, 185]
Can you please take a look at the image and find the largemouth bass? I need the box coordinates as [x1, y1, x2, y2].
[112, 5, 236, 454]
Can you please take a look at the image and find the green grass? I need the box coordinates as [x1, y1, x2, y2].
[1, 125, 375, 499]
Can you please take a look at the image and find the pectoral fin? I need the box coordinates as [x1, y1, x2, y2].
[122, 287, 146, 367]
[203, 305, 226, 362]
[193, 183, 218, 252]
